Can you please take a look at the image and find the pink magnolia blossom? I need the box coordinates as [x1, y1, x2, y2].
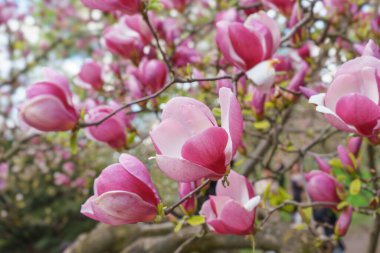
[251, 88, 266, 119]
[216, 71, 233, 92]
[78, 60, 103, 90]
[262, 0, 295, 16]
[337, 145, 356, 173]
[216, 12, 280, 92]
[313, 155, 332, 174]
[216, 9, 242, 23]
[103, 15, 151, 60]
[125, 59, 168, 98]
[172, 42, 201, 67]
[305, 171, 344, 204]
[323, 0, 349, 13]
[178, 181, 200, 214]
[80, 0, 142, 14]
[335, 206, 353, 236]
[161, 0, 190, 12]
[85, 105, 132, 149]
[81, 154, 160, 225]
[200, 170, 261, 235]
[150, 88, 243, 182]
[19, 68, 78, 132]
[156, 17, 182, 44]
[347, 137, 362, 157]
[309, 44, 380, 136]
[239, 0, 261, 15]
[216, 11, 280, 71]
[54, 172, 71, 186]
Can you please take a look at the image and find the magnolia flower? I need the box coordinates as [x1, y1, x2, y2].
[150, 88, 243, 182]
[200, 170, 260, 235]
[19, 68, 78, 132]
[216, 11, 280, 93]
[80, 0, 142, 14]
[335, 206, 353, 236]
[262, 0, 295, 16]
[85, 105, 132, 149]
[305, 171, 344, 204]
[103, 15, 151, 60]
[78, 60, 103, 90]
[81, 154, 160, 225]
[309, 43, 380, 136]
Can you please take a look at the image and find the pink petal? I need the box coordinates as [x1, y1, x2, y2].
[181, 127, 228, 175]
[336, 94, 380, 135]
[150, 118, 191, 158]
[155, 155, 223, 182]
[219, 87, 244, 162]
[216, 21, 246, 69]
[161, 97, 217, 135]
[200, 199, 217, 221]
[216, 170, 253, 204]
[95, 163, 158, 205]
[218, 200, 254, 234]
[119, 154, 160, 201]
[91, 191, 157, 225]
[228, 23, 264, 70]
[20, 95, 77, 132]
[80, 196, 98, 220]
[42, 68, 72, 98]
[325, 74, 361, 111]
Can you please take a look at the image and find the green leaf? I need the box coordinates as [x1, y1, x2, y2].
[253, 120, 271, 131]
[349, 179, 361, 195]
[212, 107, 221, 117]
[346, 194, 368, 207]
[187, 215, 205, 226]
[299, 207, 312, 223]
[337, 201, 349, 210]
[174, 218, 186, 233]
[329, 158, 343, 170]
[147, 0, 163, 10]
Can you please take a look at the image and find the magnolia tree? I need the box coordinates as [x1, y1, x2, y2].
[1, 0, 380, 252]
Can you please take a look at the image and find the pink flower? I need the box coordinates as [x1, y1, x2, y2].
[216, 11, 280, 71]
[178, 181, 200, 214]
[216, 71, 233, 92]
[54, 172, 71, 186]
[80, 0, 142, 14]
[262, 0, 295, 16]
[216, 9, 242, 23]
[150, 88, 243, 182]
[251, 88, 266, 119]
[313, 155, 332, 174]
[78, 60, 103, 90]
[81, 154, 160, 225]
[335, 206, 353, 236]
[323, 0, 349, 13]
[172, 42, 201, 67]
[200, 170, 260, 235]
[239, 0, 261, 15]
[309, 48, 380, 136]
[337, 145, 356, 173]
[156, 17, 182, 44]
[161, 0, 190, 12]
[85, 105, 131, 149]
[305, 171, 344, 204]
[347, 137, 362, 157]
[103, 15, 151, 60]
[125, 59, 168, 98]
[19, 68, 78, 132]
